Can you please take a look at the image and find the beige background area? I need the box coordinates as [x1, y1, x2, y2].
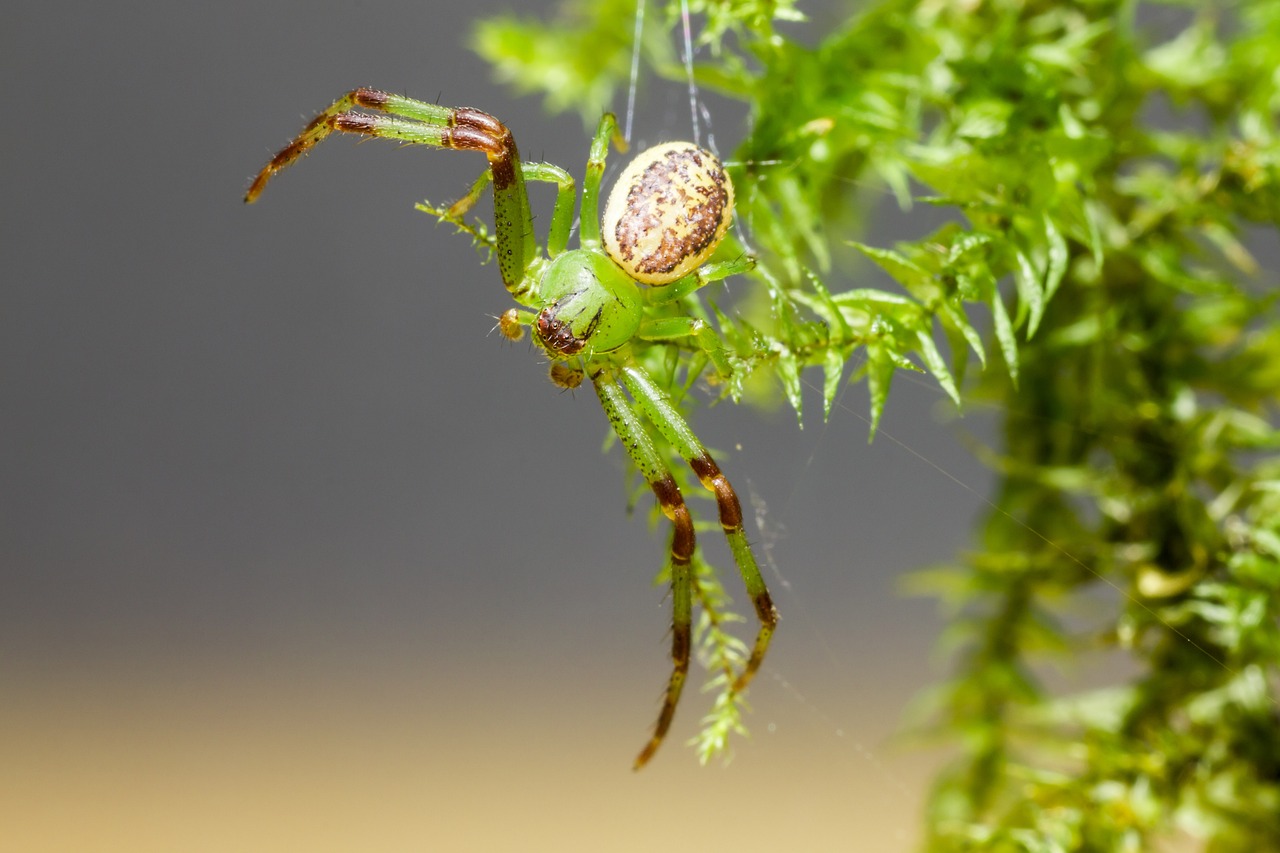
[4, 654, 943, 851]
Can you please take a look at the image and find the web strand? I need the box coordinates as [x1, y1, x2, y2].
[679, 0, 700, 146]
[625, 0, 645, 144]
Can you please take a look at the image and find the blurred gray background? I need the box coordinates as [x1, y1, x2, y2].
[2, 1, 994, 849]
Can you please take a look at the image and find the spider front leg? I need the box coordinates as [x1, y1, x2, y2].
[245, 89, 537, 294]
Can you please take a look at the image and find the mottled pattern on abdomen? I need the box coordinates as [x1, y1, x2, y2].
[602, 143, 735, 286]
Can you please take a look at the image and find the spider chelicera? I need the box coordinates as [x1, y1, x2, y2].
[246, 88, 778, 768]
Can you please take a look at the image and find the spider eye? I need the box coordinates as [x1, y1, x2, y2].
[601, 143, 735, 286]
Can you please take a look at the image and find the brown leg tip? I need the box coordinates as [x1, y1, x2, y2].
[633, 742, 657, 771]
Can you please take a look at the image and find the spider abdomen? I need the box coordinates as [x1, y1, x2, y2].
[602, 143, 735, 286]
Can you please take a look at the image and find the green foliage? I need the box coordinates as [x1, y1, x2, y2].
[474, 0, 1280, 844]
[473, 0, 805, 125]
[473, 0, 656, 123]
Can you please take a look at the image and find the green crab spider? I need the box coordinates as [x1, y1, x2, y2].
[246, 88, 777, 768]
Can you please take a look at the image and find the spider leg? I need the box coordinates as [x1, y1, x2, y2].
[592, 369, 694, 770]
[638, 316, 734, 380]
[637, 256, 757, 381]
[617, 365, 778, 694]
[579, 113, 627, 249]
[442, 162, 576, 257]
[644, 255, 757, 306]
[245, 89, 536, 293]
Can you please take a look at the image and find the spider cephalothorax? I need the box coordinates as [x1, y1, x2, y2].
[246, 88, 776, 768]
[531, 250, 641, 357]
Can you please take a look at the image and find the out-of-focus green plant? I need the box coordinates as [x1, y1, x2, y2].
[474, 0, 1280, 845]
